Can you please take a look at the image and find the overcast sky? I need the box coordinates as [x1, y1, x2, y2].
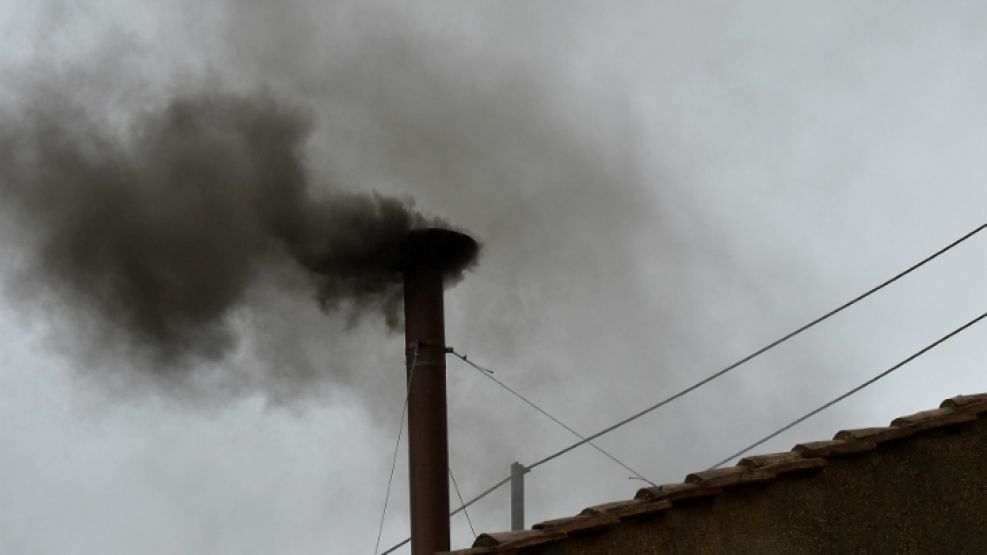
[2, 2, 987, 553]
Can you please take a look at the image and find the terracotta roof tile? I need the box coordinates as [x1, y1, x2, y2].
[737, 451, 801, 468]
[738, 451, 827, 476]
[958, 400, 987, 416]
[634, 482, 724, 503]
[472, 530, 565, 550]
[446, 391, 987, 554]
[890, 407, 978, 431]
[792, 439, 877, 458]
[685, 466, 774, 488]
[833, 425, 915, 444]
[580, 499, 673, 520]
[941, 393, 987, 406]
[941, 394, 987, 412]
[532, 513, 619, 535]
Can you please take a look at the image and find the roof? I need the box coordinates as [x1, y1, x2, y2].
[445, 392, 987, 554]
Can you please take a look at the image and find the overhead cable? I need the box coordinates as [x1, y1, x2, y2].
[526, 219, 987, 470]
[448, 467, 477, 539]
[708, 308, 987, 469]
[385, 304, 987, 554]
[380, 476, 511, 554]
[373, 344, 419, 555]
[449, 350, 655, 485]
[381, 219, 987, 554]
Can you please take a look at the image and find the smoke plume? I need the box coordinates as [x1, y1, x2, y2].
[0, 90, 476, 369]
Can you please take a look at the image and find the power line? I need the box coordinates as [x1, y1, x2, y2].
[380, 220, 987, 554]
[450, 476, 511, 517]
[526, 219, 987, 470]
[449, 350, 655, 485]
[384, 305, 987, 554]
[373, 344, 419, 555]
[449, 468, 477, 539]
[381, 476, 512, 554]
[380, 537, 408, 554]
[708, 308, 987, 469]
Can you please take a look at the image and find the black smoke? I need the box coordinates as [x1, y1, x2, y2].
[0, 90, 476, 369]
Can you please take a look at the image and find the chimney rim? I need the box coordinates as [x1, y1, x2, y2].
[399, 227, 479, 276]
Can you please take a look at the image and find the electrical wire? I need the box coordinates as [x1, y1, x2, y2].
[526, 219, 987, 470]
[450, 475, 512, 517]
[708, 308, 987, 469]
[381, 476, 512, 554]
[380, 220, 987, 554]
[449, 350, 656, 486]
[449, 467, 477, 539]
[384, 300, 987, 554]
[373, 343, 419, 555]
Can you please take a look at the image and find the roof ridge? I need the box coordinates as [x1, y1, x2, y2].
[442, 393, 987, 554]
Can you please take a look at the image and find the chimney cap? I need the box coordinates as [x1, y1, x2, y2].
[400, 228, 478, 276]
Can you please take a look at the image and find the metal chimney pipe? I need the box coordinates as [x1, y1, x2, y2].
[401, 228, 477, 555]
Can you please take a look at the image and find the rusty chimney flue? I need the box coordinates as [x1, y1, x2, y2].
[400, 228, 478, 555]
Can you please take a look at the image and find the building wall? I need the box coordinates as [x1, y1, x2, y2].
[525, 417, 987, 554]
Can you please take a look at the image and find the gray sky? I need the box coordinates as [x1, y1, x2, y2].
[2, 1, 987, 553]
